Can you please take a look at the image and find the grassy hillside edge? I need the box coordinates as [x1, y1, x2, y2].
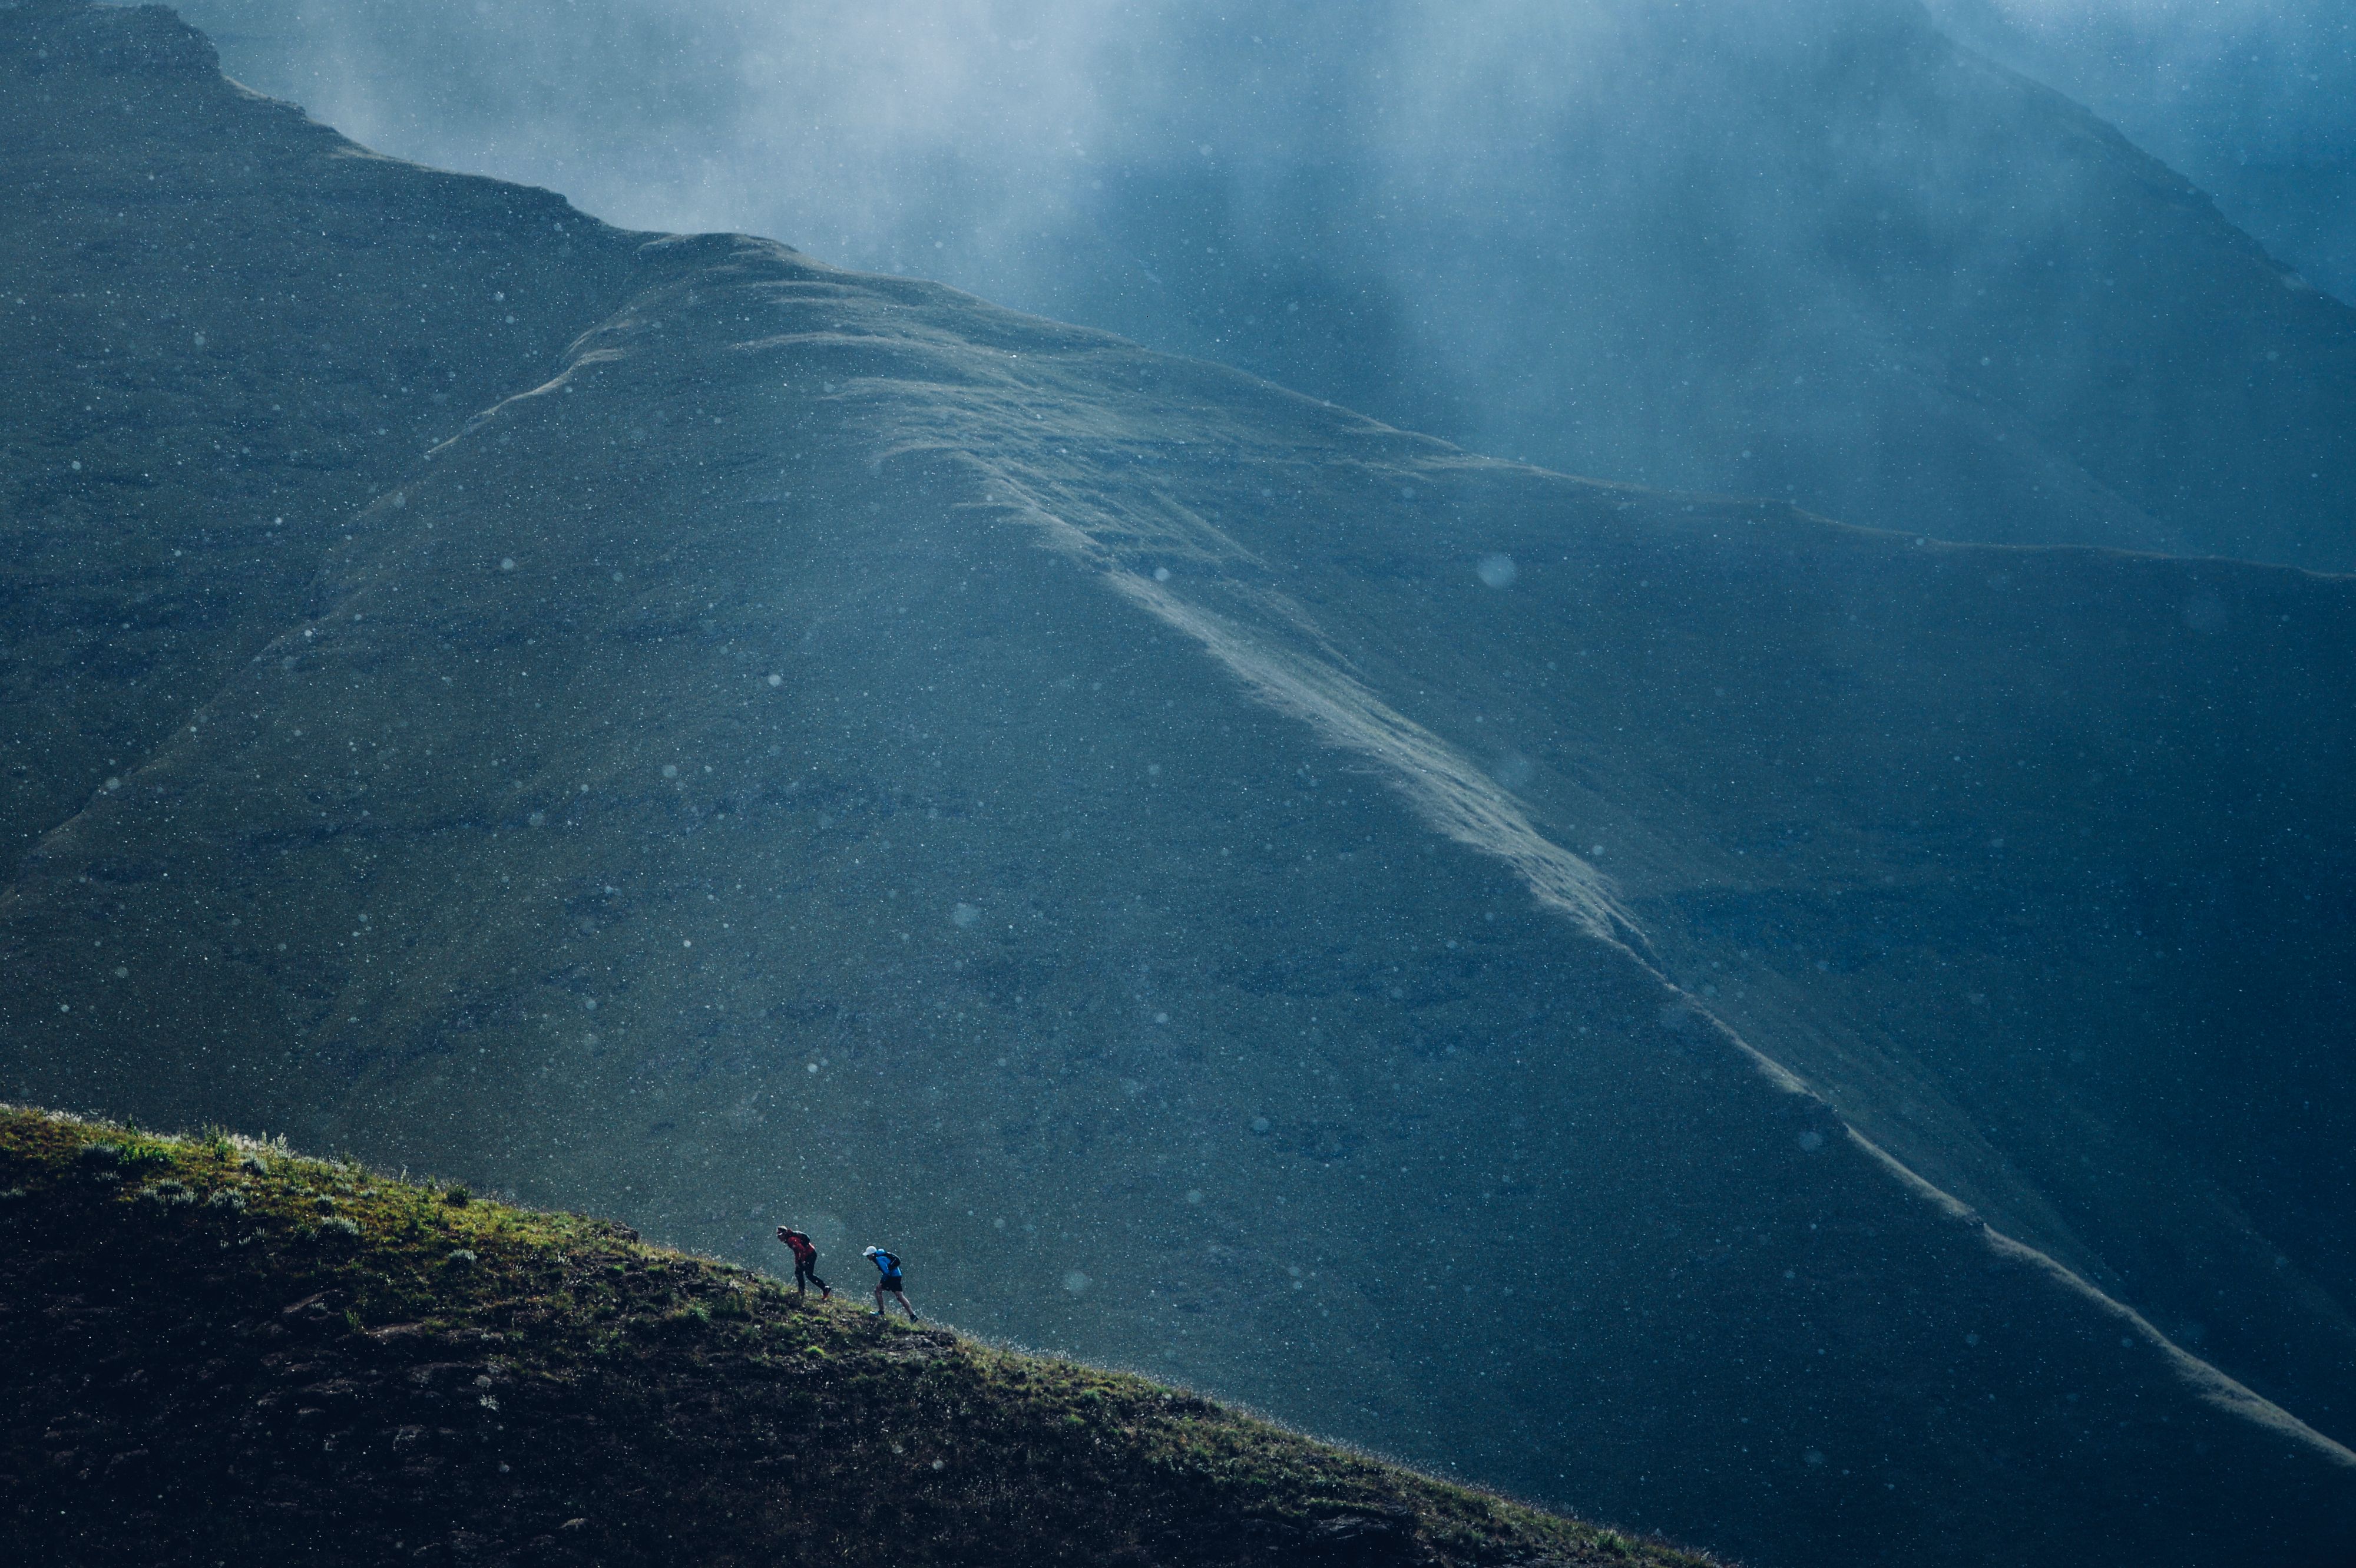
[0, 1104, 1709, 1567]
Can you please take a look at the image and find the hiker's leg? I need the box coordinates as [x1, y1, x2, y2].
[899, 1291, 920, 1321]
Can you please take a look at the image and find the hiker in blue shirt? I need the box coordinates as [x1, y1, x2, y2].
[863, 1245, 920, 1321]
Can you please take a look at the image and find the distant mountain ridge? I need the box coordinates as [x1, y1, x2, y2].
[964, 0, 2356, 570]
[4, 6, 2355, 1567]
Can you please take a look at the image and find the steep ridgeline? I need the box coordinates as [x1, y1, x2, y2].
[4, 6, 2356, 1568]
[0, 1107, 1705, 1567]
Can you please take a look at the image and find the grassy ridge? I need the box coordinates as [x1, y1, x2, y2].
[0, 1104, 1708, 1567]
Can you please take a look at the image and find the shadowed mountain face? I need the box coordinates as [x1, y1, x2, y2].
[0, 0, 643, 861]
[4, 6, 2355, 1567]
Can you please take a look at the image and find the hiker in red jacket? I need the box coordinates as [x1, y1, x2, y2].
[776, 1226, 831, 1299]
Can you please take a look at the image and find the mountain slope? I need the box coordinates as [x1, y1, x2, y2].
[0, 1106, 1703, 1567]
[4, 6, 2356, 1567]
[0, 0, 644, 860]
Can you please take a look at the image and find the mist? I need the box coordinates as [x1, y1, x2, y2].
[179, 0, 2355, 301]
[169, 0, 2353, 568]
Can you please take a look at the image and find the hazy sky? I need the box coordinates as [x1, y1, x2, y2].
[177, 0, 2356, 303]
